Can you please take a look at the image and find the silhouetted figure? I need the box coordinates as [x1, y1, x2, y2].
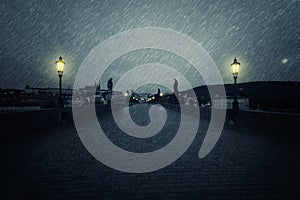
[173, 78, 183, 104]
[173, 79, 178, 96]
[154, 88, 161, 103]
[107, 78, 113, 91]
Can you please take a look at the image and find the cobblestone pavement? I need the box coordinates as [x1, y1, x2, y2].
[0, 104, 299, 199]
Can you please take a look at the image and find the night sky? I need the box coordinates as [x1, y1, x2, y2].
[0, 0, 299, 90]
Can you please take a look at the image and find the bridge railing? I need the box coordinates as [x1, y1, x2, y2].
[235, 110, 300, 133]
[1, 104, 299, 139]
[0, 104, 115, 139]
[161, 103, 300, 133]
[0, 108, 62, 138]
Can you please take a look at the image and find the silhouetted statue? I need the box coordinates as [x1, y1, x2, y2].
[107, 78, 113, 91]
[173, 79, 178, 95]
[173, 78, 183, 104]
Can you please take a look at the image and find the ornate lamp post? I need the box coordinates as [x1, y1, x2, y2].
[231, 58, 240, 110]
[56, 56, 65, 107]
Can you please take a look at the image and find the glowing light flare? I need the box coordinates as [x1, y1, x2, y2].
[282, 58, 288, 64]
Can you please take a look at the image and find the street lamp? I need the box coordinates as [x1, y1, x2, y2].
[231, 58, 240, 110]
[56, 56, 65, 107]
[124, 91, 129, 97]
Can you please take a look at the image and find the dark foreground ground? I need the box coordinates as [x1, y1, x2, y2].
[0, 104, 299, 199]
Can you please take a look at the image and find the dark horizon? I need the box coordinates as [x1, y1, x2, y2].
[1, 80, 300, 92]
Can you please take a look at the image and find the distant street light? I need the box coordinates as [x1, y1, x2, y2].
[124, 91, 129, 97]
[56, 56, 65, 107]
[231, 58, 240, 110]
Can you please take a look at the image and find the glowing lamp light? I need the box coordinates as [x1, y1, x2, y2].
[160, 92, 163, 97]
[231, 57, 240, 79]
[56, 56, 65, 76]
